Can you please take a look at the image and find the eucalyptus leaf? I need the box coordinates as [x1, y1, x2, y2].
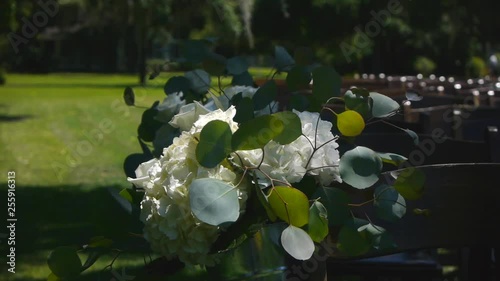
[337, 225, 371, 256]
[253, 80, 278, 110]
[268, 186, 309, 227]
[232, 115, 283, 150]
[369, 92, 400, 118]
[275, 46, 295, 71]
[123, 86, 135, 106]
[164, 76, 191, 95]
[319, 186, 351, 226]
[377, 152, 408, 166]
[393, 167, 426, 200]
[286, 65, 312, 91]
[308, 201, 329, 242]
[406, 90, 424, 101]
[233, 97, 255, 123]
[185, 69, 211, 94]
[337, 110, 365, 137]
[290, 94, 310, 111]
[137, 104, 163, 142]
[202, 52, 227, 76]
[189, 178, 240, 226]
[272, 111, 302, 145]
[119, 188, 133, 203]
[339, 146, 383, 189]
[358, 224, 397, 251]
[344, 89, 372, 119]
[227, 56, 249, 75]
[47, 246, 82, 279]
[374, 184, 406, 222]
[196, 120, 232, 168]
[404, 129, 419, 145]
[310, 66, 341, 111]
[232, 71, 254, 86]
[281, 225, 315, 260]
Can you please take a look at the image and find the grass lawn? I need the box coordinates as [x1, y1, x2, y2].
[0, 70, 278, 281]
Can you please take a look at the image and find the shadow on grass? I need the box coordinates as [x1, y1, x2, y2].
[0, 184, 151, 281]
[5, 84, 163, 89]
[0, 114, 34, 122]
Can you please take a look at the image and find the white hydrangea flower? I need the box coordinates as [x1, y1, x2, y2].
[233, 110, 341, 186]
[220, 86, 279, 116]
[128, 106, 249, 266]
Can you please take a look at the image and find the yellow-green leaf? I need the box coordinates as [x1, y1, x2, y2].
[268, 186, 309, 227]
[337, 110, 365, 137]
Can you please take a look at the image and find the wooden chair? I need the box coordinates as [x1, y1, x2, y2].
[327, 163, 500, 281]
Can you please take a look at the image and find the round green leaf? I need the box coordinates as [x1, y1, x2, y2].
[310, 66, 341, 111]
[202, 52, 227, 76]
[227, 56, 249, 75]
[308, 201, 329, 243]
[123, 86, 135, 106]
[337, 225, 371, 256]
[319, 187, 351, 226]
[253, 80, 278, 110]
[185, 69, 211, 94]
[233, 97, 255, 123]
[164, 76, 191, 95]
[290, 93, 310, 111]
[344, 89, 372, 119]
[358, 224, 397, 251]
[374, 184, 406, 222]
[189, 178, 240, 226]
[377, 152, 408, 166]
[232, 71, 254, 86]
[232, 115, 284, 151]
[404, 129, 419, 145]
[369, 92, 400, 118]
[272, 111, 302, 145]
[47, 246, 82, 279]
[337, 110, 365, 137]
[393, 167, 426, 200]
[286, 65, 312, 91]
[268, 186, 309, 227]
[339, 146, 383, 189]
[281, 225, 315, 260]
[275, 45, 295, 71]
[196, 120, 232, 168]
[137, 104, 163, 142]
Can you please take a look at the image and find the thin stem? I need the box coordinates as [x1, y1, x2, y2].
[306, 164, 339, 173]
[348, 199, 375, 207]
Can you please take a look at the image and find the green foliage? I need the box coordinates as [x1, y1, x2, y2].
[393, 167, 426, 200]
[374, 184, 406, 222]
[196, 120, 233, 168]
[47, 246, 82, 279]
[339, 146, 383, 189]
[307, 201, 329, 242]
[253, 80, 278, 110]
[268, 186, 310, 227]
[189, 178, 240, 226]
[337, 110, 365, 137]
[413, 56, 436, 76]
[231, 115, 283, 150]
[466, 56, 489, 78]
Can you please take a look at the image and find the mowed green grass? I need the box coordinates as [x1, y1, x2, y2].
[0, 70, 276, 281]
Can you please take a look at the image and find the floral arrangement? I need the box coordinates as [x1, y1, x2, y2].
[46, 43, 424, 280]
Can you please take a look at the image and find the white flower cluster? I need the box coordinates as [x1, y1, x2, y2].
[128, 102, 341, 266]
[234, 110, 341, 186]
[129, 107, 249, 266]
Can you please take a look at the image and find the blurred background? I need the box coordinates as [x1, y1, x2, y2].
[2, 0, 500, 80]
